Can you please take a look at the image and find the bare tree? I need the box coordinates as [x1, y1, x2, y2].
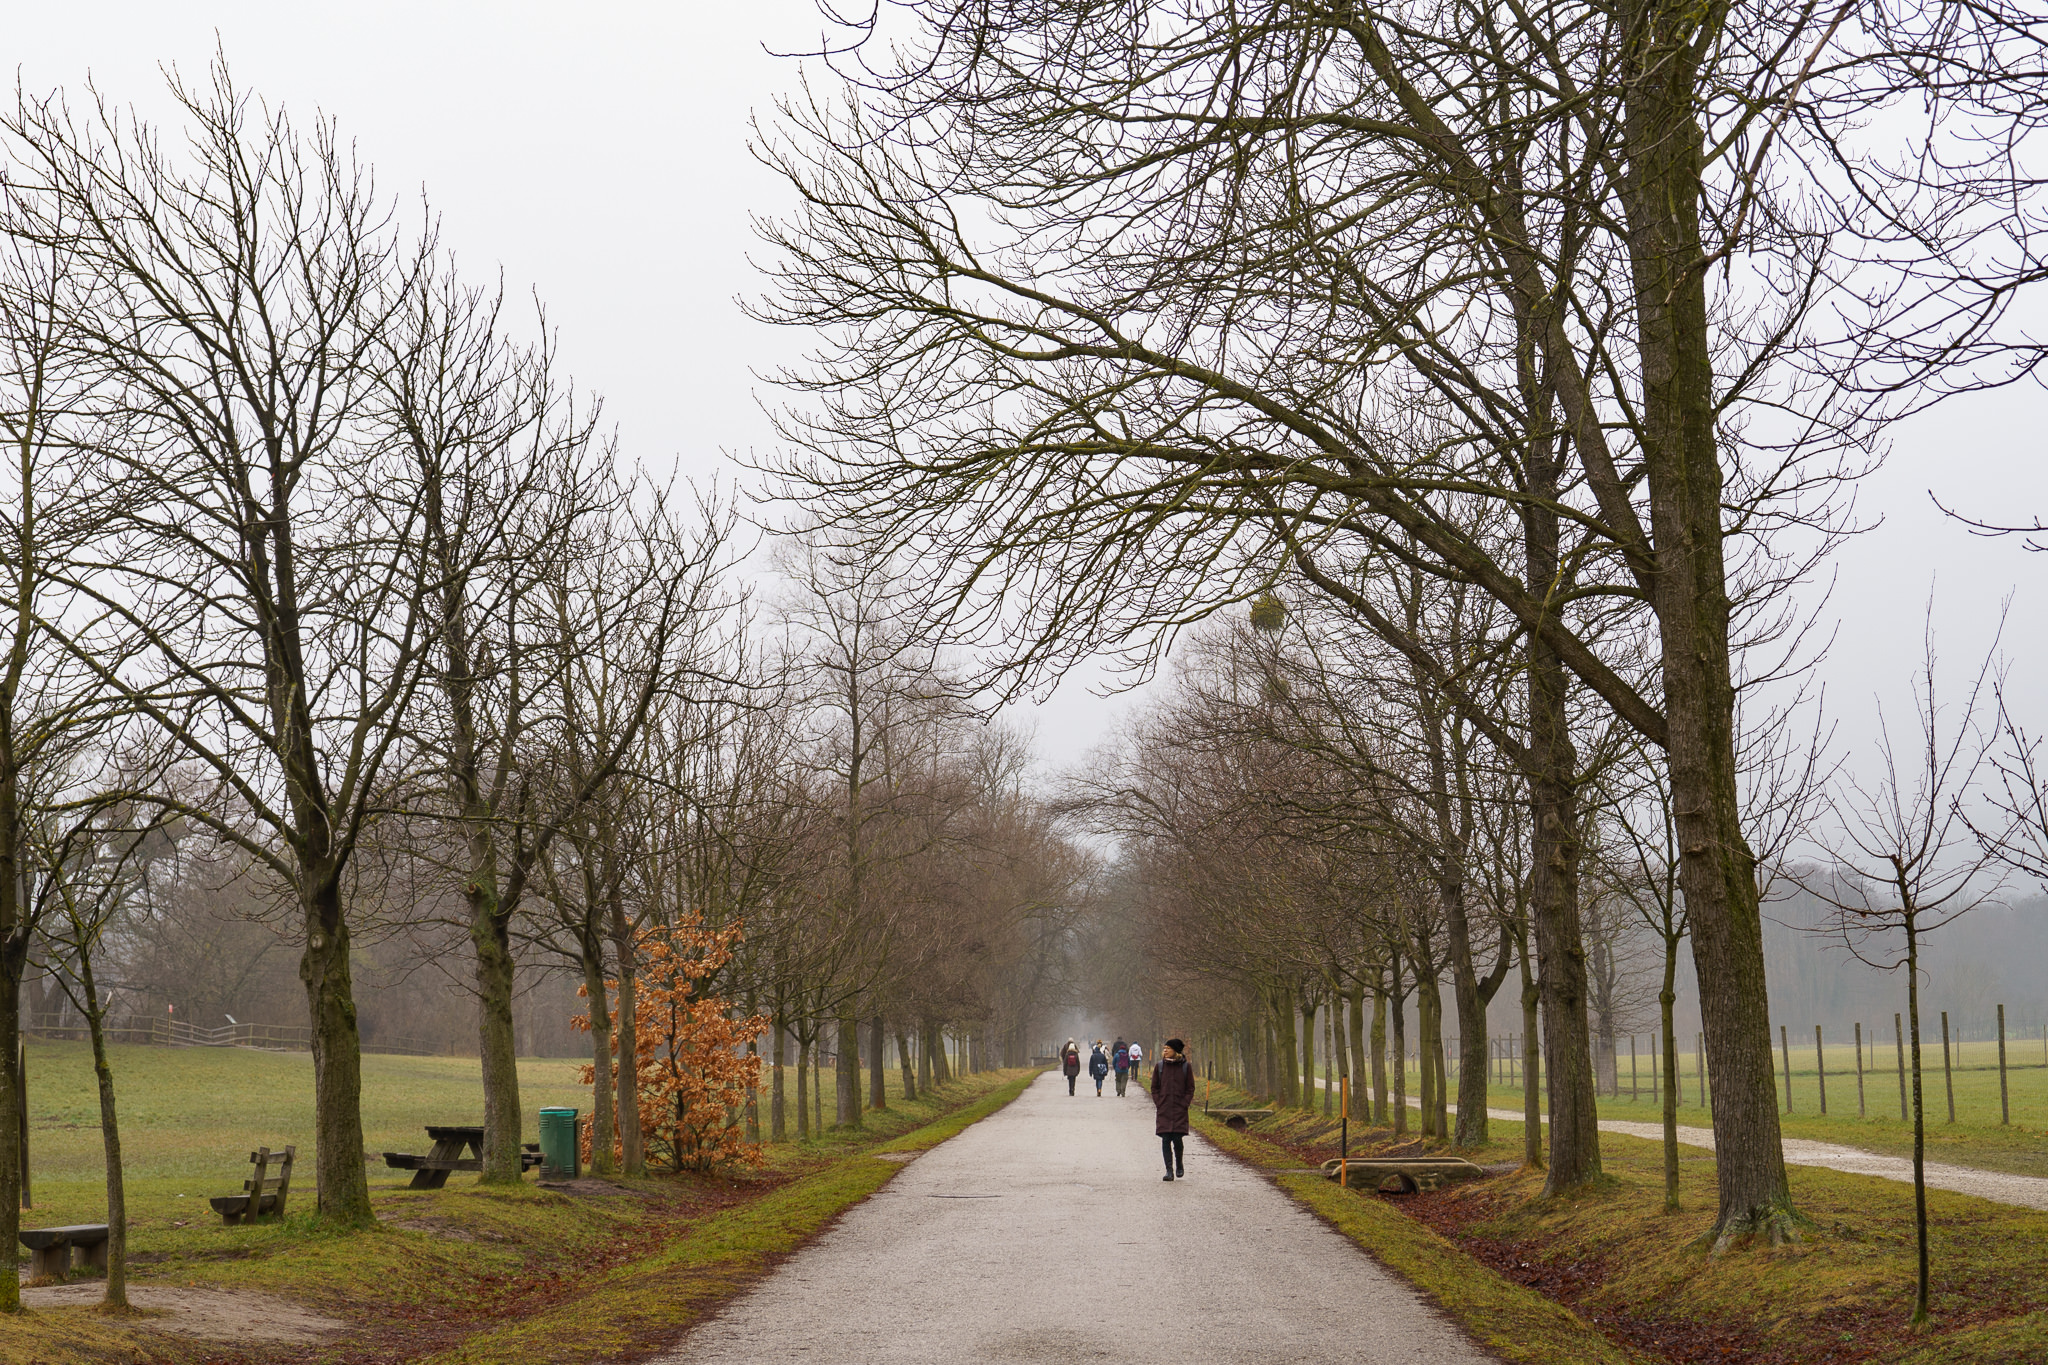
[0, 171, 133, 1297]
[1791, 623, 2003, 1314]
[757, 0, 2046, 1235]
[8, 65, 434, 1224]
[394, 262, 738, 1182]
[29, 785, 163, 1311]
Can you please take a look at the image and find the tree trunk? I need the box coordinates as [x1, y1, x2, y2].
[745, 990, 761, 1144]
[1331, 990, 1349, 1109]
[1370, 982, 1388, 1124]
[1528, 598, 1601, 1191]
[795, 1029, 810, 1139]
[300, 873, 372, 1224]
[1519, 932, 1544, 1169]
[771, 1016, 788, 1142]
[0, 811, 25, 1310]
[869, 1014, 888, 1111]
[1390, 962, 1409, 1137]
[579, 933, 616, 1175]
[917, 1021, 933, 1093]
[1414, 980, 1437, 1136]
[1347, 978, 1370, 1121]
[836, 1010, 861, 1128]
[927, 1019, 951, 1084]
[1444, 889, 1500, 1147]
[1620, 0, 1788, 1239]
[1273, 989, 1300, 1109]
[1905, 907, 1930, 1321]
[471, 889, 524, 1184]
[895, 1027, 916, 1103]
[1661, 935, 1681, 1210]
[1300, 996, 1317, 1112]
[614, 951, 644, 1176]
[81, 953, 126, 1309]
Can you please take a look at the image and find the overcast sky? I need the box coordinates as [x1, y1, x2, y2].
[13, 2, 2046, 778]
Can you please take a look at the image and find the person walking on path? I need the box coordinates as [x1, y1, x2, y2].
[1062, 1039, 1081, 1095]
[1126, 1039, 1142, 1085]
[1152, 1038, 1195, 1181]
[1089, 1041, 1111, 1096]
[1112, 1037, 1130, 1096]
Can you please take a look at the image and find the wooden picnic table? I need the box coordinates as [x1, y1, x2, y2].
[382, 1126, 542, 1189]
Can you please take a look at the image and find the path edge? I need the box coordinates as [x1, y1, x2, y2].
[419, 1069, 1047, 1365]
[1191, 1113, 1648, 1365]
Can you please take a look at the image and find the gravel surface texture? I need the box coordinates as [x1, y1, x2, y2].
[664, 1070, 1496, 1364]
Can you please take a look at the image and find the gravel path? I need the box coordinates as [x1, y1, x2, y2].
[1452, 1101, 2048, 1211]
[663, 1071, 1496, 1364]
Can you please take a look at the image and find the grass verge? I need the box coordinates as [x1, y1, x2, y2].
[1190, 1096, 1634, 1365]
[416, 1070, 1040, 1365]
[1200, 1082, 2048, 1364]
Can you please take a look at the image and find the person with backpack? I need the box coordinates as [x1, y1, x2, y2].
[1126, 1039, 1143, 1084]
[1088, 1040, 1111, 1096]
[1151, 1037, 1195, 1181]
[1112, 1037, 1130, 1096]
[1061, 1038, 1082, 1095]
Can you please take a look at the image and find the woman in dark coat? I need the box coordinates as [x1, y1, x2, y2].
[1061, 1038, 1082, 1095]
[1151, 1037, 1195, 1180]
[1088, 1041, 1111, 1096]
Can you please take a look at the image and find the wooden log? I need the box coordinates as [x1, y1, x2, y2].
[1320, 1156, 1486, 1193]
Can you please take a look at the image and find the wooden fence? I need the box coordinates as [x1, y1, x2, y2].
[23, 1014, 454, 1057]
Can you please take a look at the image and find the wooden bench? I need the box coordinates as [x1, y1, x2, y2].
[19, 1224, 109, 1281]
[211, 1145, 296, 1224]
[382, 1127, 542, 1189]
[1321, 1155, 1487, 1193]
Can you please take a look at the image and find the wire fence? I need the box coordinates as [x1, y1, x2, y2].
[1470, 1003, 2047, 1126]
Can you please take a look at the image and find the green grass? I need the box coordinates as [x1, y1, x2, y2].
[24, 1039, 593, 1187]
[1460, 1034, 2048, 1178]
[7, 1036, 1040, 1363]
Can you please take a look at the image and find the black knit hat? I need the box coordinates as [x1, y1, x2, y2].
[1166, 1037, 1185, 1051]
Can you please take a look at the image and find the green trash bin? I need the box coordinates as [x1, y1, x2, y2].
[538, 1107, 580, 1180]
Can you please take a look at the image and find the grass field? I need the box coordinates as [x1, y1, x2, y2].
[24, 1040, 593, 1192]
[1198, 1081, 2048, 1364]
[9, 1037, 1038, 1364]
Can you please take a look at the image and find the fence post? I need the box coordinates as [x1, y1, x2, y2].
[1997, 1003, 2009, 1126]
[1855, 1021, 1866, 1118]
[1941, 1010, 1956, 1123]
[1631, 1033, 1639, 1101]
[1815, 1025, 1827, 1116]
[1895, 1012, 1908, 1121]
[1780, 1025, 1793, 1113]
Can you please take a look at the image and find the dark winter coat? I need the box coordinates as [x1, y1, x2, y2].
[1088, 1047, 1110, 1080]
[1151, 1055, 1195, 1135]
[1062, 1047, 1081, 1076]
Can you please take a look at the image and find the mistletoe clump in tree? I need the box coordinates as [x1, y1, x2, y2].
[578, 917, 767, 1174]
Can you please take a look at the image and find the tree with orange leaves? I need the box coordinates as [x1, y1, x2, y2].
[578, 915, 768, 1174]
